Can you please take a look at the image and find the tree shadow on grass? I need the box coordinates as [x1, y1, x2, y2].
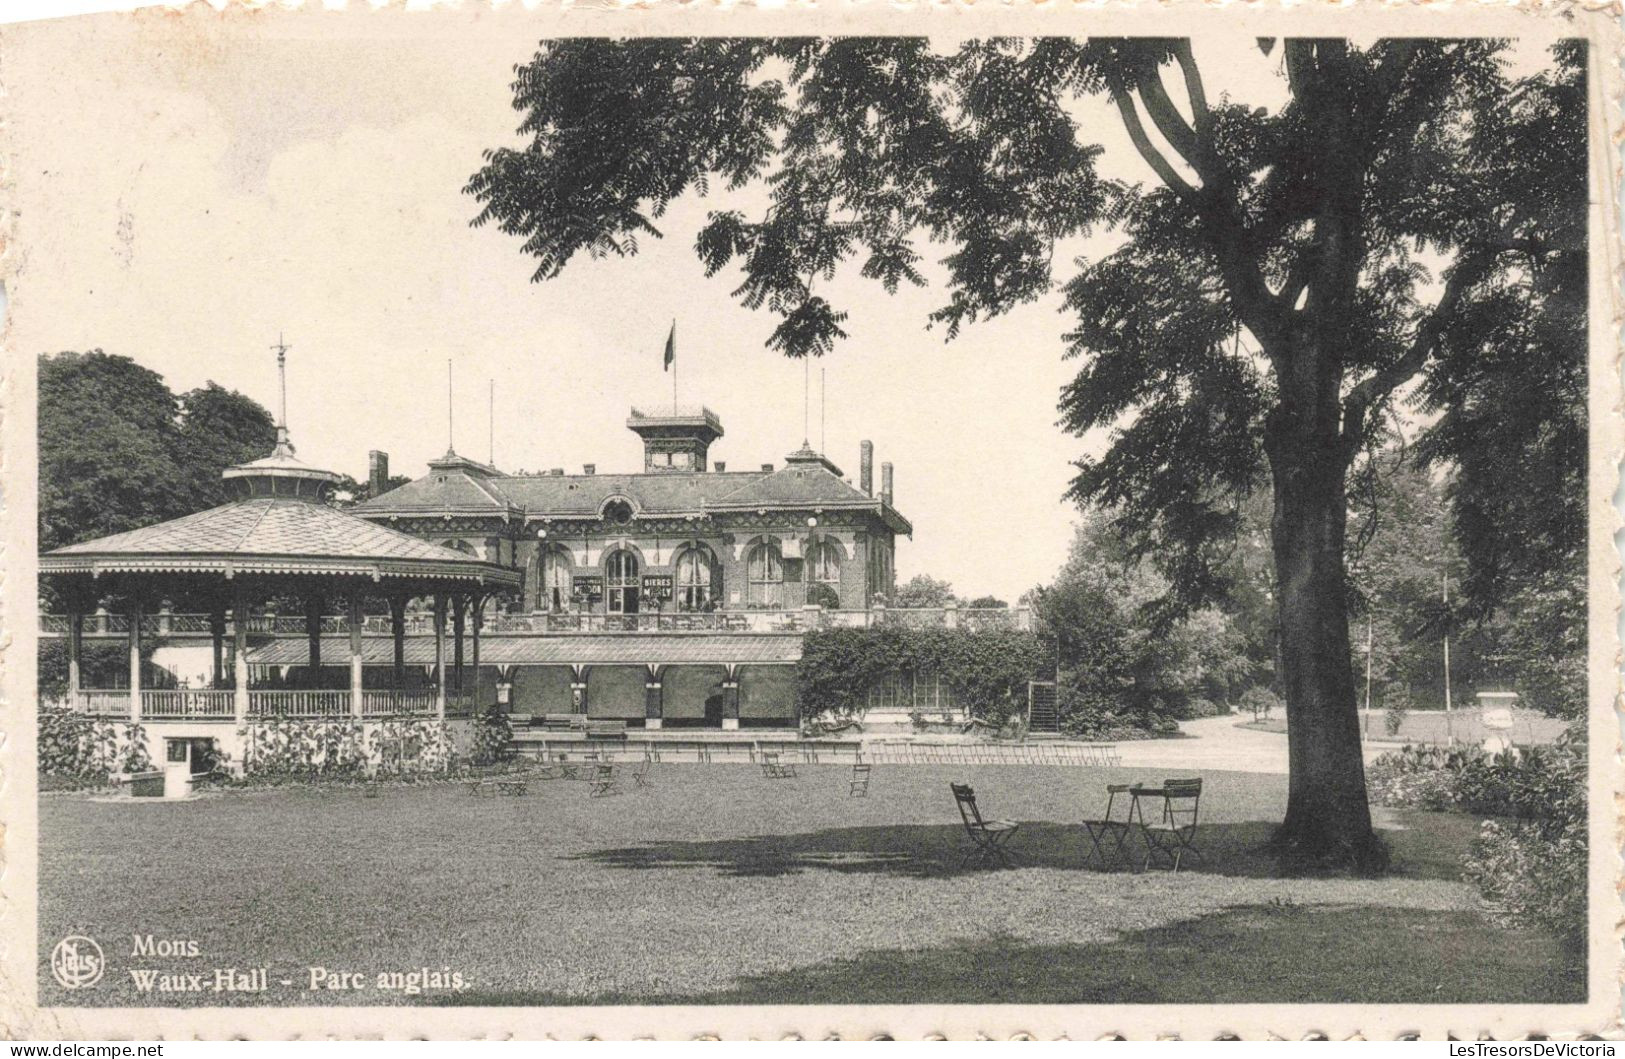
[451, 903, 1583, 1006]
[571, 816, 1468, 882]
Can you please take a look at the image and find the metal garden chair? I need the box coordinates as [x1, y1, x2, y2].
[588, 762, 623, 798]
[1082, 783, 1137, 870]
[1140, 778, 1204, 871]
[950, 782, 1019, 868]
[849, 762, 872, 798]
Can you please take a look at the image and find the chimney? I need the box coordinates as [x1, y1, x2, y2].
[881, 462, 894, 506]
[714, 461, 727, 473]
[860, 440, 874, 496]
[368, 450, 389, 496]
[761, 463, 774, 472]
[583, 464, 596, 476]
[550, 468, 564, 476]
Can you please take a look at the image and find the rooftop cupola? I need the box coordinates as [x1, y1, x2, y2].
[221, 335, 343, 501]
[626, 405, 723, 473]
[783, 442, 844, 477]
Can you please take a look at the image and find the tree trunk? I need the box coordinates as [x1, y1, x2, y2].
[1264, 374, 1387, 873]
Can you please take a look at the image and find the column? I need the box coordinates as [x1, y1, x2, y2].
[470, 594, 484, 713]
[128, 590, 143, 723]
[570, 677, 587, 716]
[645, 667, 663, 729]
[452, 594, 467, 695]
[721, 679, 740, 731]
[209, 605, 226, 689]
[304, 591, 324, 687]
[347, 584, 364, 719]
[66, 602, 83, 710]
[390, 593, 407, 700]
[944, 601, 959, 630]
[233, 581, 250, 725]
[433, 593, 447, 719]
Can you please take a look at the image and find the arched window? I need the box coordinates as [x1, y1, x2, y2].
[674, 546, 720, 611]
[605, 549, 640, 614]
[807, 540, 842, 608]
[438, 538, 477, 555]
[746, 542, 784, 608]
[538, 548, 572, 612]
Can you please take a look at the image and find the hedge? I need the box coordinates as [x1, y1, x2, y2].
[796, 627, 1047, 725]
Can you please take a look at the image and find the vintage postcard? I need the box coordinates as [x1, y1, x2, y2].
[0, 0, 1619, 1042]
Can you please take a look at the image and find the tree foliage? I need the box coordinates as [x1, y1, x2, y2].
[39, 352, 277, 552]
[470, 36, 1587, 866]
[889, 573, 957, 608]
[1033, 513, 1268, 735]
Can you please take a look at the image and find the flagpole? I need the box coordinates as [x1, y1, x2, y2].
[672, 321, 678, 414]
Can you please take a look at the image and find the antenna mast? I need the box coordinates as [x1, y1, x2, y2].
[489, 379, 495, 466]
[269, 332, 294, 456]
[271, 332, 290, 429]
[820, 366, 827, 454]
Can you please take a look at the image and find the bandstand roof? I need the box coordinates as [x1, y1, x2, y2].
[39, 498, 523, 587]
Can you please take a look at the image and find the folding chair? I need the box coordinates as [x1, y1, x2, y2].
[588, 762, 623, 798]
[950, 782, 1019, 868]
[760, 752, 796, 779]
[1082, 783, 1137, 870]
[496, 778, 529, 797]
[1141, 778, 1204, 871]
[849, 762, 872, 798]
[633, 755, 656, 789]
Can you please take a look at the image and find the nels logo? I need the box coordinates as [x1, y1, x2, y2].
[50, 935, 105, 989]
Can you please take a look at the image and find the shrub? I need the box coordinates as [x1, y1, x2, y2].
[1460, 729, 1587, 951]
[1370, 728, 1587, 951]
[470, 706, 513, 765]
[1184, 697, 1221, 719]
[797, 627, 1046, 727]
[1383, 681, 1412, 737]
[241, 719, 367, 777]
[1240, 686, 1281, 723]
[1462, 817, 1586, 953]
[1057, 686, 1174, 741]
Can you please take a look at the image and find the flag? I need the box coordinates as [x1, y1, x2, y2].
[663, 322, 676, 372]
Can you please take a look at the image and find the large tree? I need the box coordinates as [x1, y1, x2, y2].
[39, 352, 277, 551]
[467, 38, 1585, 868]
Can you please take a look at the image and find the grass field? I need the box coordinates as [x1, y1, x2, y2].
[1240, 709, 1572, 746]
[38, 764, 1583, 1006]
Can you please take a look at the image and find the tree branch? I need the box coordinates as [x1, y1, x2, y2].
[1171, 40, 1214, 143]
[1341, 250, 1500, 451]
[1135, 66, 1204, 177]
[1111, 89, 1197, 198]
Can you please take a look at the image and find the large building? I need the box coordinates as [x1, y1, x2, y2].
[348, 407, 913, 728]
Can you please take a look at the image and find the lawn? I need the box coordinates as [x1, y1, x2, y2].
[37, 763, 1583, 1006]
[1240, 709, 1571, 746]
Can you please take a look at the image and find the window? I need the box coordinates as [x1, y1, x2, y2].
[606, 549, 640, 614]
[746, 543, 784, 608]
[604, 499, 634, 526]
[538, 548, 572, 612]
[807, 541, 842, 608]
[675, 547, 718, 611]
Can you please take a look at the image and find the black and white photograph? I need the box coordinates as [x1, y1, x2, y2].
[0, 2, 1617, 1041]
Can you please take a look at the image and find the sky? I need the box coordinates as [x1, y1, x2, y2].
[1, 9, 1560, 603]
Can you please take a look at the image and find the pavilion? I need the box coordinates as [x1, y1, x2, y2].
[38, 420, 522, 727]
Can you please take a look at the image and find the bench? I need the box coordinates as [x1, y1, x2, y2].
[585, 720, 629, 741]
